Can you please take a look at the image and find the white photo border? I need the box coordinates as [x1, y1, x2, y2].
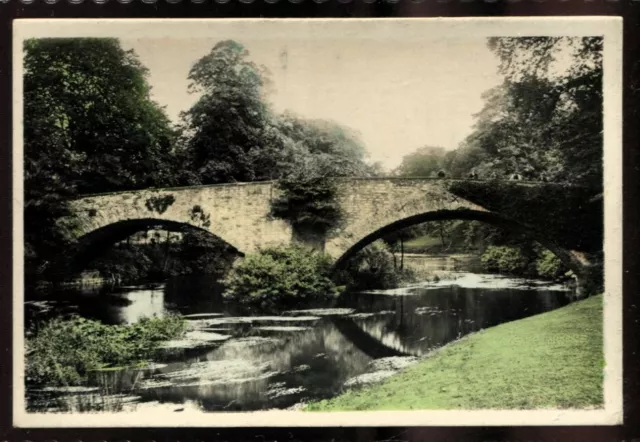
[12, 16, 624, 428]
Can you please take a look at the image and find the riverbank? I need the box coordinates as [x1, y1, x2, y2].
[306, 294, 603, 411]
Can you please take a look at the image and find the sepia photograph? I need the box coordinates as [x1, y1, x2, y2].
[12, 18, 622, 427]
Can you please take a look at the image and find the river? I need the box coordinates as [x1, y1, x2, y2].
[25, 257, 574, 413]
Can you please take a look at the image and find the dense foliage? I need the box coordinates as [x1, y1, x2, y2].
[480, 245, 567, 279]
[87, 230, 238, 284]
[394, 146, 449, 178]
[24, 39, 177, 194]
[270, 116, 377, 242]
[24, 38, 177, 280]
[481, 37, 603, 186]
[535, 249, 567, 280]
[24, 36, 602, 289]
[271, 175, 343, 242]
[177, 40, 288, 185]
[446, 180, 602, 252]
[337, 242, 415, 291]
[178, 42, 377, 188]
[394, 37, 603, 187]
[223, 246, 340, 310]
[480, 246, 531, 275]
[26, 315, 185, 386]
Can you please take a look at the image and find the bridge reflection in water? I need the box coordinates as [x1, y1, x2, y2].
[27, 271, 573, 413]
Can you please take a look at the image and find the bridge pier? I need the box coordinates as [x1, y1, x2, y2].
[292, 227, 326, 253]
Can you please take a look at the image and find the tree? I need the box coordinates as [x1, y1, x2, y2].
[179, 40, 287, 185]
[270, 114, 376, 246]
[24, 38, 177, 194]
[465, 37, 603, 187]
[23, 38, 178, 279]
[393, 146, 447, 178]
[276, 113, 375, 178]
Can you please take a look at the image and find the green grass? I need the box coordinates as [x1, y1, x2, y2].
[307, 294, 604, 411]
[403, 235, 442, 252]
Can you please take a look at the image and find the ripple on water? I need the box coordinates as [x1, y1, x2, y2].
[188, 316, 321, 328]
[183, 313, 225, 319]
[38, 386, 101, 394]
[348, 311, 395, 319]
[360, 272, 572, 294]
[219, 336, 282, 348]
[254, 326, 310, 332]
[140, 360, 279, 389]
[159, 331, 232, 349]
[283, 308, 355, 317]
[266, 383, 306, 399]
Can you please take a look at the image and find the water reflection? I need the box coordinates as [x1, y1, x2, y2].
[28, 271, 573, 412]
[111, 287, 166, 324]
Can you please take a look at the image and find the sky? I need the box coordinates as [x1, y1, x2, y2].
[121, 36, 502, 171]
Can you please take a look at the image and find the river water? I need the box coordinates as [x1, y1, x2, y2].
[26, 261, 574, 413]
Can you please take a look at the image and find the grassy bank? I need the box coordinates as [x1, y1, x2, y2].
[307, 294, 603, 411]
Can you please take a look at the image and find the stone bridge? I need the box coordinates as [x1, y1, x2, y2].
[64, 178, 603, 294]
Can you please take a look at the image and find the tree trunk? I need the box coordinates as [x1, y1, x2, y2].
[163, 230, 171, 272]
[400, 237, 404, 271]
[439, 222, 446, 248]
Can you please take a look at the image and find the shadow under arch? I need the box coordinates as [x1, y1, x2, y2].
[330, 316, 412, 359]
[57, 218, 244, 276]
[333, 209, 587, 280]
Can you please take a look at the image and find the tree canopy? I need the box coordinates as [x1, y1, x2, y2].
[178, 40, 287, 185]
[393, 146, 447, 178]
[468, 37, 603, 186]
[24, 38, 177, 279]
[24, 38, 177, 195]
[394, 37, 603, 188]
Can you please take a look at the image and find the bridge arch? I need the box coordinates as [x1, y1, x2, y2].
[332, 208, 589, 286]
[59, 217, 243, 275]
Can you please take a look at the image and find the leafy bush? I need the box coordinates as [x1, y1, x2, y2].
[536, 249, 566, 280]
[26, 315, 185, 386]
[271, 176, 343, 236]
[481, 244, 568, 280]
[337, 242, 414, 290]
[223, 246, 340, 310]
[481, 245, 530, 275]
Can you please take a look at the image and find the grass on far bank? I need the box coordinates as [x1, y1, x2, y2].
[307, 294, 604, 411]
[403, 235, 443, 253]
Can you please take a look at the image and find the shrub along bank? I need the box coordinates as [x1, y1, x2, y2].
[306, 294, 603, 411]
[223, 245, 341, 311]
[481, 244, 568, 280]
[336, 242, 416, 291]
[26, 315, 186, 386]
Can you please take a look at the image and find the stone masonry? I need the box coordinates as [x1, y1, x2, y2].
[67, 178, 595, 285]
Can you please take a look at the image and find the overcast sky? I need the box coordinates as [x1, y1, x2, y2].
[121, 36, 502, 171]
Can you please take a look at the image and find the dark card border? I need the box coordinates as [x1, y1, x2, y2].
[1, 2, 638, 441]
